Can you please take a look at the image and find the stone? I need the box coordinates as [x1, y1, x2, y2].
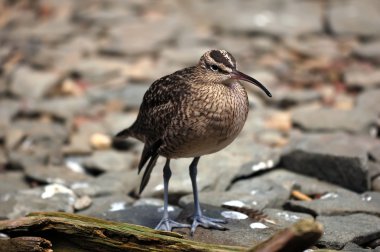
[345, 68, 380, 89]
[262, 208, 313, 228]
[271, 88, 322, 107]
[284, 36, 340, 58]
[0, 100, 20, 128]
[9, 66, 61, 99]
[368, 162, 380, 180]
[89, 133, 112, 150]
[179, 190, 271, 212]
[343, 242, 373, 252]
[4, 128, 25, 151]
[101, 204, 183, 229]
[252, 169, 354, 196]
[354, 40, 380, 62]
[233, 147, 281, 180]
[72, 58, 126, 85]
[175, 203, 280, 247]
[190, 0, 322, 36]
[100, 18, 178, 56]
[292, 107, 376, 134]
[24, 165, 91, 186]
[78, 194, 134, 217]
[373, 177, 380, 192]
[361, 192, 380, 210]
[81, 150, 136, 173]
[317, 214, 380, 249]
[229, 177, 290, 209]
[327, 0, 380, 36]
[370, 146, 380, 162]
[281, 133, 374, 192]
[62, 133, 92, 155]
[71, 170, 138, 197]
[73, 195, 92, 211]
[31, 97, 90, 119]
[356, 89, 380, 116]
[103, 112, 138, 136]
[0, 184, 76, 219]
[0, 172, 29, 194]
[284, 191, 380, 217]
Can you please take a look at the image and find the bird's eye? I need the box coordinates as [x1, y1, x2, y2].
[210, 65, 219, 71]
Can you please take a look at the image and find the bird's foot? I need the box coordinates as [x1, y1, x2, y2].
[155, 218, 191, 231]
[189, 215, 228, 235]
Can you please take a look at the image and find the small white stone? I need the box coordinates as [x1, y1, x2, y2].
[221, 211, 248, 220]
[109, 202, 126, 212]
[250, 222, 268, 229]
[223, 200, 245, 208]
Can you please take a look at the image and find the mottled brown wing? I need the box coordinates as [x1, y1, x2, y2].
[130, 68, 193, 144]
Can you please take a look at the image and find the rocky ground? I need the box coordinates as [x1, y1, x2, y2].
[0, 0, 380, 251]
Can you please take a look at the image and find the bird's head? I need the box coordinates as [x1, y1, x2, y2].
[198, 49, 272, 97]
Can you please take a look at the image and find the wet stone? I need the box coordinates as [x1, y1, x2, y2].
[0, 172, 29, 194]
[81, 150, 136, 173]
[78, 194, 134, 217]
[179, 191, 272, 212]
[175, 203, 279, 247]
[373, 177, 380, 192]
[262, 208, 313, 228]
[281, 133, 373, 192]
[0, 184, 76, 219]
[368, 162, 380, 180]
[284, 191, 380, 217]
[101, 204, 182, 229]
[317, 214, 380, 249]
[229, 177, 290, 209]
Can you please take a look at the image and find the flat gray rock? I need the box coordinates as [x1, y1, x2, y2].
[284, 191, 380, 217]
[0, 172, 29, 194]
[24, 165, 91, 186]
[292, 107, 376, 134]
[81, 150, 136, 173]
[317, 214, 380, 249]
[281, 133, 374, 192]
[356, 89, 380, 116]
[354, 40, 380, 62]
[253, 169, 355, 196]
[327, 0, 380, 36]
[0, 184, 76, 219]
[370, 146, 380, 162]
[179, 190, 273, 211]
[193, 0, 322, 36]
[78, 194, 135, 217]
[9, 66, 61, 99]
[344, 68, 380, 89]
[71, 170, 138, 197]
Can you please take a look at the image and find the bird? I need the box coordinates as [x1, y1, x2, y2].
[115, 49, 272, 235]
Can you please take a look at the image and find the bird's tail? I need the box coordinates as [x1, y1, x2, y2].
[115, 128, 131, 139]
[138, 139, 163, 194]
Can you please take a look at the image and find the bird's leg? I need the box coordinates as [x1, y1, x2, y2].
[155, 159, 191, 231]
[189, 157, 227, 235]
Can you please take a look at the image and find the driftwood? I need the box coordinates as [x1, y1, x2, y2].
[0, 212, 331, 252]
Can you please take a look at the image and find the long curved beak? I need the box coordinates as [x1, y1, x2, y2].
[231, 70, 272, 97]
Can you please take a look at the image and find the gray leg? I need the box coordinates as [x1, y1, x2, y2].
[155, 159, 190, 231]
[189, 157, 227, 235]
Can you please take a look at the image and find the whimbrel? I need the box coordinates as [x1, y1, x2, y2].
[116, 49, 272, 234]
